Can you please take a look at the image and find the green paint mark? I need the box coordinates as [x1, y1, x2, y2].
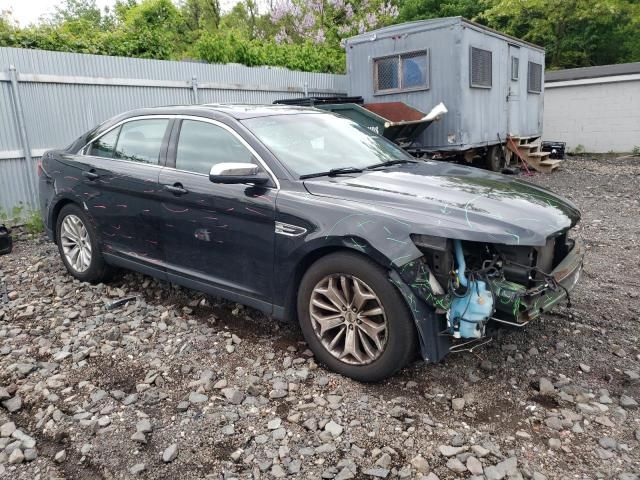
[392, 254, 413, 265]
[356, 220, 375, 230]
[349, 238, 367, 252]
[386, 237, 407, 245]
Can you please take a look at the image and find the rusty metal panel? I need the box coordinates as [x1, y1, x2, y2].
[363, 102, 425, 122]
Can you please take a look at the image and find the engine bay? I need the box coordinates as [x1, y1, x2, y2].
[401, 232, 580, 342]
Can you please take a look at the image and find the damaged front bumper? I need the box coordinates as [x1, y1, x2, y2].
[391, 236, 585, 363]
[492, 237, 584, 324]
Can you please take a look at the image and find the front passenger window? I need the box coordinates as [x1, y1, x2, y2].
[176, 120, 255, 175]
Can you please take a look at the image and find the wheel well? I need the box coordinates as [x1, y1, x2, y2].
[283, 245, 390, 323]
[50, 199, 76, 243]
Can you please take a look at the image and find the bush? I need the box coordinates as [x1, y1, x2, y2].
[192, 32, 345, 74]
[571, 144, 586, 155]
[24, 209, 45, 235]
[0, 203, 44, 235]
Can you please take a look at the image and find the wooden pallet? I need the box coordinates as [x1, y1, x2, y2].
[507, 136, 562, 173]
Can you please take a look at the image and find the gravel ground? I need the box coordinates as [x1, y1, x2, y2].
[0, 155, 639, 480]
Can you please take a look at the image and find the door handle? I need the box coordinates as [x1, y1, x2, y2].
[163, 183, 188, 195]
[82, 170, 99, 180]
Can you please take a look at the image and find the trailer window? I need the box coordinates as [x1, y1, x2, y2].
[528, 61, 542, 93]
[402, 51, 428, 89]
[374, 50, 429, 93]
[470, 47, 492, 88]
[511, 56, 519, 81]
[375, 57, 400, 91]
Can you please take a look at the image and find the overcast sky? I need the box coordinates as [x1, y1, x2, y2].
[2, 0, 242, 26]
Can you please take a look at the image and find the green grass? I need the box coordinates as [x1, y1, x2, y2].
[0, 202, 45, 235]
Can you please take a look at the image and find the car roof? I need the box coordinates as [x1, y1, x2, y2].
[204, 104, 321, 119]
[121, 104, 322, 121]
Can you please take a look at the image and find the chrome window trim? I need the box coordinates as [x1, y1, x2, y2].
[81, 114, 280, 189]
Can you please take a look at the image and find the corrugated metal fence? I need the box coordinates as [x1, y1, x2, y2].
[0, 47, 347, 212]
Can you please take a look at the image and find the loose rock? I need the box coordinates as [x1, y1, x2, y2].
[162, 443, 178, 463]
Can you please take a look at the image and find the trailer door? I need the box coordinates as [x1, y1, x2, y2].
[507, 44, 521, 136]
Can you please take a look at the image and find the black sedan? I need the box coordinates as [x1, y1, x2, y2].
[39, 105, 583, 381]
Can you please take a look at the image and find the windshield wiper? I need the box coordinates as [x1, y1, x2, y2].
[366, 159, 413, 170]
[299, 167, 364, 180]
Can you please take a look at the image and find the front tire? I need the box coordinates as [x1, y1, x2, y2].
[297, 252, 416, 382]
[56, 203, 110, 283]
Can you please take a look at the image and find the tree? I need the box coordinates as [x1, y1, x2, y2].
[482, 0, 637, 68]
[219, 1, 262, 39]
[180, 0, 221, 32]
[111, 0, 138, 24]
[398, 0, 492, 23]
[268, 0, 399, 47]
[116, 0, 186, 59]
[1, 0, 638, 73]
[53, 0, 103, 26]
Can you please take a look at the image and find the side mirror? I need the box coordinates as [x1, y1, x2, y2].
[209, 162, 270, 185]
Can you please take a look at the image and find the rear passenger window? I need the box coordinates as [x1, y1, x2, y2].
[176, 120, 254, 175]
[114, 119, 169, 164]
[88, 127, 120, 158]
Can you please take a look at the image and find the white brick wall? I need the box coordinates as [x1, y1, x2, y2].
[543, 76, 640, 153]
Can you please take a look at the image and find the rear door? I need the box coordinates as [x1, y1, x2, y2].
[78, 117, 172, 273]
[158, 118, 277, 309]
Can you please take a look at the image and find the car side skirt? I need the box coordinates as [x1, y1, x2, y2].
[103, 252, 276, 319]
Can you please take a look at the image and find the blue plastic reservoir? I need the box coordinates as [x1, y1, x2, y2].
[449, 240, 494, 338]
[449, 281, 493, 338]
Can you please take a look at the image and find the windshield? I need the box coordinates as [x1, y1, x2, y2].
[241, 113, 414, 177]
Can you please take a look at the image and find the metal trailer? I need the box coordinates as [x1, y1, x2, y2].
[344, 17, 547, 171]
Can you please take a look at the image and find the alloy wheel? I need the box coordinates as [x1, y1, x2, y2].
[309, 274, 388, 365]
[60, 214, 92, 273]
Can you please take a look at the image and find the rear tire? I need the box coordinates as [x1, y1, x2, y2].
[56, 203, 110, 284]
[297, 252, 416, 382]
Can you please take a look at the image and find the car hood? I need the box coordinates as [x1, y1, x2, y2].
[302, 161, 580, 246]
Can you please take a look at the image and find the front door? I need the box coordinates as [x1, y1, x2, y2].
[507, 44, 521, 136]
[158, 118, 276, 309]
[78, 118, 172, 271]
